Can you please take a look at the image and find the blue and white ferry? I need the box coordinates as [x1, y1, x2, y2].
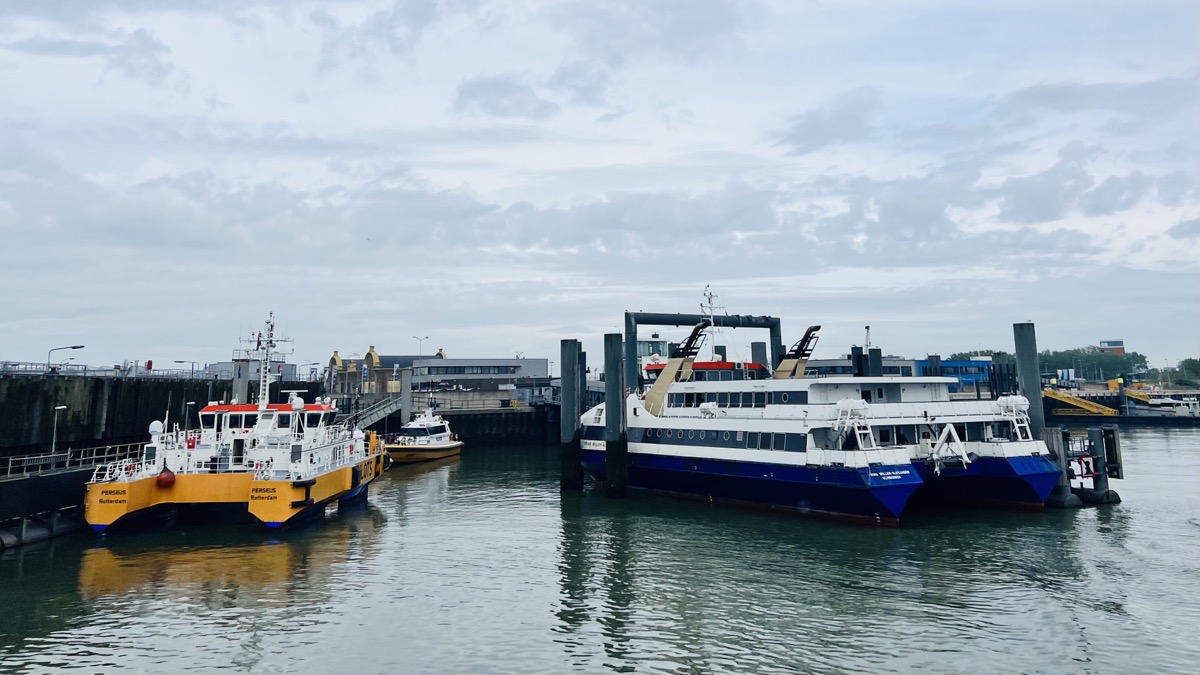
[580, 321, 1061, 524]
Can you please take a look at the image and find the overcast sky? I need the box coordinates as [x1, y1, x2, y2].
[1, 0, 1196, 373]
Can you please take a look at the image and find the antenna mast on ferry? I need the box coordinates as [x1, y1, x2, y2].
[700, 285, 727, 361]
[244, 312, 293, 411]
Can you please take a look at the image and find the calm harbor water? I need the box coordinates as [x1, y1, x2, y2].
[2, 428, 1198, 674]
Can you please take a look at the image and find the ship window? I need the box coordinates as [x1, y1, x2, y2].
[200, 413, 215, 429]
[877, 388, 885, 400]
[228, 414, 242, 428]
[277, 413, 291, 428]
[656, 429, 662, 437]
[723, 431, 730, 441]
[307, 413, 322, 427]
[718, 393, 729, 406]
[753, 392, 766, 407]
[244, 414, 258, 428]
[781, 393, 789, 403]
[747, 432, 759, 448]
[688, 430, 694, 439]
[429, 424, 448, 435]
[699, 431, 705, 440]
[759, 433, 772, 450]
[880, 429, 892, 444]
[773, 434, 785, 451]
[861, 390, 872, 402]
[785, 434, 806, 451]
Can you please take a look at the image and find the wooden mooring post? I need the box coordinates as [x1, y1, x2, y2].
[559, 339, 584, 490]
[603, 333, 628, 497]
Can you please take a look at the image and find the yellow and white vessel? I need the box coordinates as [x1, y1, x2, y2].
[84, 315, 388, 531]
[384, 409, 463, 464]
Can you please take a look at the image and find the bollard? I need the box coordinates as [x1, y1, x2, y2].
[559, 339, 584, 490]
[603, 333, 628, 497]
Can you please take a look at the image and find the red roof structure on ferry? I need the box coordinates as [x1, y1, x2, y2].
[645, 361, 766, 371]
[199, 403, 335, 414]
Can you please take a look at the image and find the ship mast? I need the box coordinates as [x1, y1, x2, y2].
[245, 313, 292, 410]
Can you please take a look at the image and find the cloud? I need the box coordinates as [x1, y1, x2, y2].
[542, 0, 760, 66]
[994, 142, 1097, 223]
[311, 0, 442, 74]
[1080, 172, 1153, 216]
[453, 73, 559, 120]
[772, 87, 883, 156]
[546, 60, 612, 107]
[4, 28, 179, 86]
[1166, 218, 1198, 240]
[996, 76, 1199, 120]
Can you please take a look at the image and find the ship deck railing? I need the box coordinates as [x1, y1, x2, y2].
[2, 443, 145, 479]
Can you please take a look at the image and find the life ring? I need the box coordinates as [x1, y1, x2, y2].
[125, 463, 136, 477]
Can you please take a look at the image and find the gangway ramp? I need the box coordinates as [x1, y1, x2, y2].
[354, 395, 406, 427]
[1044, 388, 1118, 415]
[1125, 389, 1152, 404]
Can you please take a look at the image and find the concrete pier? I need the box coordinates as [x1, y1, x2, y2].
[603, 333, 628, 497]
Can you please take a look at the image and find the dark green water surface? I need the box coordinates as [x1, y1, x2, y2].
[1, 428, 1198, 673]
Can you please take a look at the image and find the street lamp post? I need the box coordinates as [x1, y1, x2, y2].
[298, 362, 320, 381]
[47, 345, 84, 373]
[412, 336, 429, 392]
[52, 405, 67, 455]
[175, 360, 199, 379]
[184, 401, 195, 435]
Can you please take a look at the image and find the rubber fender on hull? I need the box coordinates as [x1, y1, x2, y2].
[290, 497, 315, 508]
[292, 478, 317, 488]
[351, 466, 362, 489]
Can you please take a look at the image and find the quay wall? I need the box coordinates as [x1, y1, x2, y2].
[370, 405, 556, 447]
[0, 375, 321, 456]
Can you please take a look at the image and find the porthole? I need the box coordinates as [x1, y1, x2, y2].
[656, 429, 662, 438]
[700, 431, 706, 440]
[781, 393, 789, 403]
[688, 430, 694, 439]
[723, 431, 730, 441]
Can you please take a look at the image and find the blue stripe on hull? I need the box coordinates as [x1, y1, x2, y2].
[914, 455, 1061, 508]
[582, 450, 921, 525]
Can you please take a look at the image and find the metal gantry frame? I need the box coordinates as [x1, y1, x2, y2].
[622, 311, 784, 391]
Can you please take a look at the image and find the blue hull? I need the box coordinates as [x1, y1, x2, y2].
[582, 450, 922, 525]
[913, 455, 1061, 508]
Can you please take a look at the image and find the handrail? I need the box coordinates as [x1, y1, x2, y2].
[2, 442, 145, 478]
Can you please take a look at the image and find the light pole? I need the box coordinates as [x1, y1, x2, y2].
[184, 401, 195, 435]
[52, 405, 66, 455]
[47, 345, 84, 373]
[412, 336, 429, 392]
[175, 360, 199, 379]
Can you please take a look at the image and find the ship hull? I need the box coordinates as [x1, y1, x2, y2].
[582, 449, 921, 525]
[913, 455, 1061, 509]
[85, 453, 388, 532]
[386, 441, 463, 465]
